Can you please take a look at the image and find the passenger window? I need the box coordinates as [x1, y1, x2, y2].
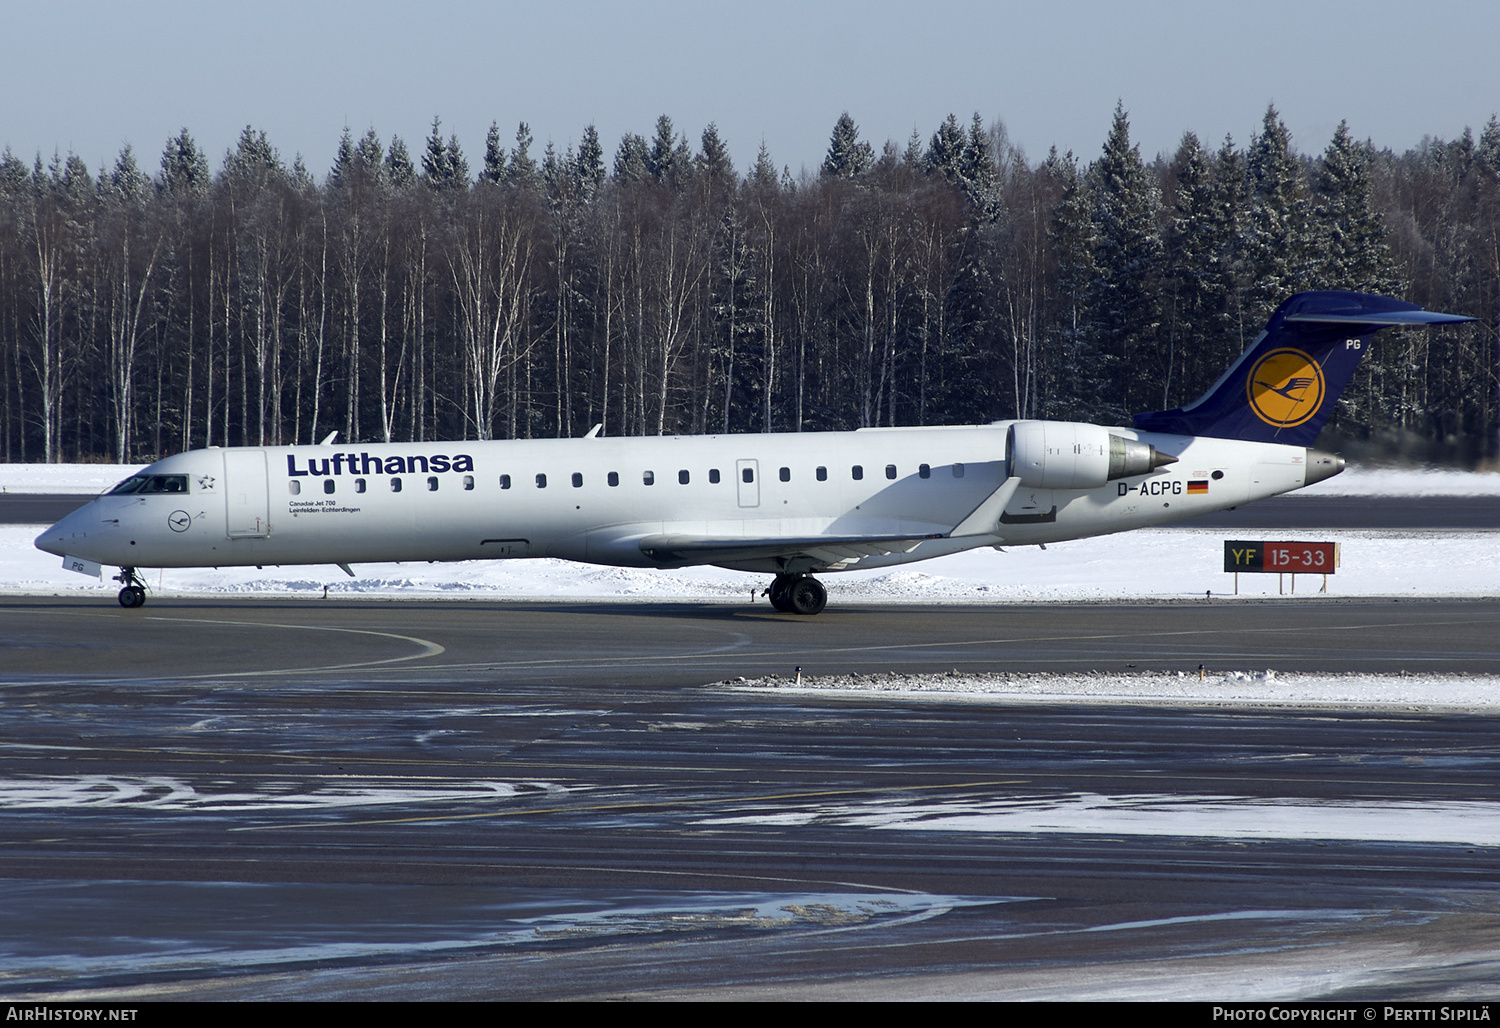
[678, 470, 690, 485]
[391, 478, 402, 492]
[355, 478, 367, 493]
[953, 463, 965, 478]
[289, 481, 301, 496]
[572, 472, 583, 488]
[427, 476, 439, 491]
[885, 464, 897, 480]
[500, 474, 511, 489]
[919, 464, 930, 479]
[324, 479, 336, 494]
[643, 470, 655, 485]
[779, 467, 790, 482]
[462, 475, 474, 491]
[852, 465, 863, 481]
[536, 473, 547, 488]
[742, 467, 754, 484]
[607, 471, 619, 487]
[816, 466, 827, 481]
[709, 468, 720, 484]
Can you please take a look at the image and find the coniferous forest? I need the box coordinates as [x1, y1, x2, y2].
[1, 104, 1497, 466]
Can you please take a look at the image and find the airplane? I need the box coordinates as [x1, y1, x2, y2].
[36, 291, 1473, 614]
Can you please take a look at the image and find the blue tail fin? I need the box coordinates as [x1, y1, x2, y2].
[1133, 291, 1473, 445]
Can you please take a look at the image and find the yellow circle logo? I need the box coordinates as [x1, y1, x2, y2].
[1247, 348, 1325, 428]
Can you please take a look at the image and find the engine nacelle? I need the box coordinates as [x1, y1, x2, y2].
[1008, 421, 1175, 490]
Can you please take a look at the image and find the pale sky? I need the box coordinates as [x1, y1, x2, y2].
[4, 0, 1496, 180]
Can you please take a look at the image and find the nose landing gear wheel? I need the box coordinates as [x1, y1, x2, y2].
[113, 567, 148, 608]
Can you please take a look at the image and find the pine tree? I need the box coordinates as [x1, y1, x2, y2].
[507, 122, 539, 189]
[1086, 103, 1163, 415]
[923, 114, 965, 180]
[749, 142, 778, 191]
[105, 144, 147, 205]
[613, 133, 649, 184]
[902, 129, 924, 170]
[821, 112, 873, 178]
[355, 129, 384, 184]
[697, 123, 733, 181]
[1309, 121, 1398, 293]
[225, 126, 279, 182]
[1477, 115, 1500, 178]
[1046, 147, 1099, 421]
[574, 124, 605, 200]
[330, 128, 357, 187]
[422, 116, 449, 182]
[1244, 105, 1309, 320]
[961, 112, 1000, 220]
[421, 116, 466, 189]
[1164, 132, 1240, 403]
[384, 136, 415, 188]
[159, 129, 210, 196]
[481, 122, 506, 184]
[646, 115, 688, 185]
[446, 133, 470, 186]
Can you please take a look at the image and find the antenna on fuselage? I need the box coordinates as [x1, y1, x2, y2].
[319, 430, 339, 445]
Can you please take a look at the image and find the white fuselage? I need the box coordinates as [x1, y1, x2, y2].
[36, 423, 1315, 576]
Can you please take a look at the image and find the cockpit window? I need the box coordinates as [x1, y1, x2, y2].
[109, 474, 188, 495]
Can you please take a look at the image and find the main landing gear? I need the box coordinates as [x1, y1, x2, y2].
[114, 567, 147, 608]
[766, 573, 827, 616]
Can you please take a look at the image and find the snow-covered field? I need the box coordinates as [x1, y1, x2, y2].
[5, 462, 1498, 709]
[5, 460, 1495, 604]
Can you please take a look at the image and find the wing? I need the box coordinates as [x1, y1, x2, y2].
[636, 477, 1022, 572]
[638, 533, 943, 571]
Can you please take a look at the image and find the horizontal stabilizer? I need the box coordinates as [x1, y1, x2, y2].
[1284, 310, 1474, 327]
[1134, 291, 1474, 445]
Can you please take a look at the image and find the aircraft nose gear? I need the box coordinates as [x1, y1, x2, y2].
[113, 567, 148, 608]
[767, 573, 827, 615]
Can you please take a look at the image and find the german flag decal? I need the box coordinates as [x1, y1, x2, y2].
[1187, 480, 1209, 494]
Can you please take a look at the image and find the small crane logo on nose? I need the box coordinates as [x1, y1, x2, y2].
[168, 511, 192, 532]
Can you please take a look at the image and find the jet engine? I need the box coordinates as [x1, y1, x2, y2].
[1008, 421, 1176, 490]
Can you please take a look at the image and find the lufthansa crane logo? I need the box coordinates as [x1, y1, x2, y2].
[1247, 348, 1325, 428]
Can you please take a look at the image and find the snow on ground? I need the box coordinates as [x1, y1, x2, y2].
[722, 669, 1500, 711]
[1298, 464, 1500, 496]
[4, 459, 1497, 604]
[6, 524, 1492, 603]
[693, 789, 1500, 845]
[5, 461, 1499, 709]
[0, 462, 146, 494]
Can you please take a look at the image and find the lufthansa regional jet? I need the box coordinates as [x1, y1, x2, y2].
[36, 292, 1472, 614]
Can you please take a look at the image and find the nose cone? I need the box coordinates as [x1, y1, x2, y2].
[34, 523, 67, 557]
[34, 503, 116, 562]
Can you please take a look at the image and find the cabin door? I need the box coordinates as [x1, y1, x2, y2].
[224, 449, 271, 538]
